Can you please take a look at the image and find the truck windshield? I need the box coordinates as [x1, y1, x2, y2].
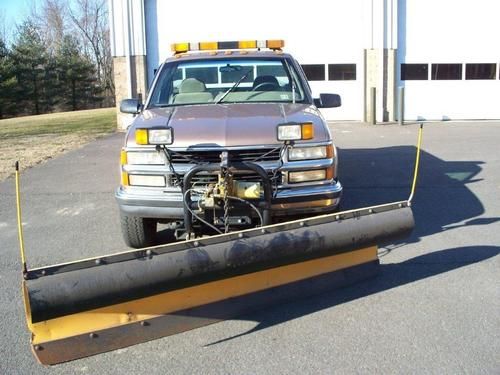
[148, 58, 306, 107]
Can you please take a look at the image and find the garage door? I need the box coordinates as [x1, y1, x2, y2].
[398, 0, 500, 120]
[300, 54, 365, 121]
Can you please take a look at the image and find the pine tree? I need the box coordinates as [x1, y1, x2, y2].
[0, 39, 17, 118]
[10, 20, 49, 115]
[56, 35, 100, 111]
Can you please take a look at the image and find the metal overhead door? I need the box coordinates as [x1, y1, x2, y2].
[398, 0, 500, 120]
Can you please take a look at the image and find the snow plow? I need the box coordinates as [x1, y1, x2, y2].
[21, 201, 413, 365]
[15, 124, 422, 365]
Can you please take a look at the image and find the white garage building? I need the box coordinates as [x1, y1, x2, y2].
[109, 0, 500, 128]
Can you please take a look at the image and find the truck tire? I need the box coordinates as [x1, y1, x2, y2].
[120, 213, 157, 248]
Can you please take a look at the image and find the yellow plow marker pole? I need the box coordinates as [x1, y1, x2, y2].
[15, 161, 28, 275]
[408, 123, 423, 203]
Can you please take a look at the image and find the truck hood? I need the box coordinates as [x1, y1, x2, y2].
[127, 103, 329, 148]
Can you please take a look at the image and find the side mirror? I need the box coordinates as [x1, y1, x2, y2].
[120, 98, 141, 114]
[314, 93, 341, 108]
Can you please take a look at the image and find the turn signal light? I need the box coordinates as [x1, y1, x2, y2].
[135, 129, 148, 145]
[301, 122, 314, 140]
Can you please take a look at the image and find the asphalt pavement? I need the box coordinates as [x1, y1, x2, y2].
[0, 121, 498, 374]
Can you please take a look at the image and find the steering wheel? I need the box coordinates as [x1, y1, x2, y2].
[251, 82, 279, 91]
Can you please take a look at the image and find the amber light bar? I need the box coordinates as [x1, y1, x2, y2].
[171, 40, 284, 53]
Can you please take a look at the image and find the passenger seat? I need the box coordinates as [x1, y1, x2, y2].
[173, 78, 213, 104]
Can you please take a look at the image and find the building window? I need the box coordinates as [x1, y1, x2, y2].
[401, 64, 428, 80]
[431, 64, 462, 80]
[301, 64, 325, 81]
[465, 63, 496, 80]
[328, 64, 356, 80]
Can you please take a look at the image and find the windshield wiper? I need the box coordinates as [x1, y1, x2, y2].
[215, 67, 253, 104]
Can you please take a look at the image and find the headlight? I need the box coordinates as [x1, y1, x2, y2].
[128, 175, 166, 187]
[126, 151, 165, 165]
[149, 128, 173, 144]
[289, 146, 327, 160]
[277, 122, 314, 141]
[288, 169, 326, 183]
[135, 127, 174, 145]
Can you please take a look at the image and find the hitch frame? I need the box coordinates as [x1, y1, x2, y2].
[182, 161, 273, 237]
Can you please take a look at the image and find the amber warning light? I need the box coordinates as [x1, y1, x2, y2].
[171, 40, 285, 53]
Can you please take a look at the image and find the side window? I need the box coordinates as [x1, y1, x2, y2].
[172, 69, 182, 81]
[172, 68, 183, 92]
[286, 62, 305, 100]
[149, 70, 174, 105]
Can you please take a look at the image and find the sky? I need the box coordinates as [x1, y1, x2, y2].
[0, 0, 33, 41]
[0, 0, 28, 23]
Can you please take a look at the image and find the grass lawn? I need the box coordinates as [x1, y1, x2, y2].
[0, 108, 117, 181]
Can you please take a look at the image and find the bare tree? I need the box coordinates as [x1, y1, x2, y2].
[27, 0, 67, 53]
[42, 0, 67, 51]
[68, 0, 114, 104]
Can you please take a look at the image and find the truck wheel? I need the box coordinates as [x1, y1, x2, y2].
[120, 213, 157, 248]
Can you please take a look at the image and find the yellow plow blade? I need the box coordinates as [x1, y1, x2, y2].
[22, 202, 414, 365]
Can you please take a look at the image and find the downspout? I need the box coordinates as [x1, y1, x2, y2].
[140, 0, 147, 96]
[125, 0, 133, 98]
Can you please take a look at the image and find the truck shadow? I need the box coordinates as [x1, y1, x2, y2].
[205, 245, 499, 346]
[157, 146, 494, 245]
[199, 146, 498, 345]
[338, 146, 492, 244]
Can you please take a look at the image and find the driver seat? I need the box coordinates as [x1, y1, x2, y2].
[252, 75, 279, 91]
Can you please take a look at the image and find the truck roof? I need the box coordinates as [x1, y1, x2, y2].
[164, 50, 293, 63]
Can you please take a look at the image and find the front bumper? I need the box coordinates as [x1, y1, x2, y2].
[115, 181, 343, 219]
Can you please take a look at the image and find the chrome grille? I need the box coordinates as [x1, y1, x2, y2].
[172, 171, 281, 186]
[169, 148, 281, 164]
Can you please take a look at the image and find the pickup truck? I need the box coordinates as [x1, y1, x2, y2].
[117, 40, 342, 248]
